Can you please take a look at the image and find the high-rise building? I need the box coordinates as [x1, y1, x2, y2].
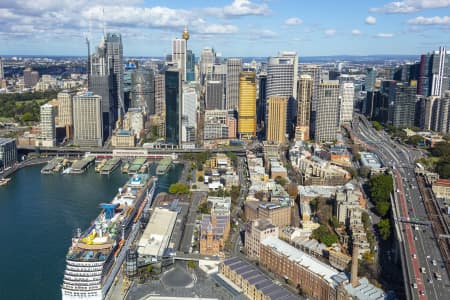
[438, 92, 450, 134]
[300, 64, 321, 137]
[165, 68, 182, 145]
[172, 38, 187, 81]
[266, 96, 287, 144]
[73, 92, 103, 147]
[419, 47, 450, 97]
[105, 33, 124, 119]
[365, 68, 377, 92]
[296, 74, 313, 140]
[206, 80, 224, 110]
[266, 52, 298, 98]
[257, 73, 267, 132]
[238, 71, 257, 139]
[57, 90, 75, 139]
[339, 82, 355, 124]
[226, 58, 242, 110]
[199, 48, 215, 85]
[315, 80, 340, 143]
[182, 83, 198, 144]
[23, 68, 40, 88]
[421, 96, 440, 131]
[393, 82, 417, 128]
[186, 50, 195, 82]
[39, 103, 56, 147]
[130, 69, 154, 115]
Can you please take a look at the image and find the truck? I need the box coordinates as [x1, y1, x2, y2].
[434, 272, 442, 281]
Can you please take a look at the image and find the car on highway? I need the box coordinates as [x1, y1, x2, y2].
[412, 253, 417, 259]
[432, 259, 437, 266]
[412, 282, 417, 289]
[420, 290, 425, 296]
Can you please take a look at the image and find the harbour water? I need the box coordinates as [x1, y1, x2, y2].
[0, 163, 183, 300]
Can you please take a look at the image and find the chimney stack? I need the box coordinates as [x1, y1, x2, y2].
[351, 242, 359, 287]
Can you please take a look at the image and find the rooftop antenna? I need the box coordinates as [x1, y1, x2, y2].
[102, 7, 106, 39]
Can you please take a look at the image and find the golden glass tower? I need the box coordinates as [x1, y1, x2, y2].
[266, 96, 287, 144]
[296, 74, 313, 140]
[238, 71, 256, 139]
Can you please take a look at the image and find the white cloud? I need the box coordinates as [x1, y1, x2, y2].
[207, 0, 270, 18]
[258, 29, 277, 38]
[324, 29, 337, 36]
[196, 24, 239, 34]
[370, 0, 450, 14]
[285, 17, 303, 26]
[407, 15, 450, 25]
[374, 33, 395, 38]
[365, 16, 377, 24]
[352, 29, 362, 36]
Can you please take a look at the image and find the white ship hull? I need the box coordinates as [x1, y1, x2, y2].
[61, 289, 102, 300]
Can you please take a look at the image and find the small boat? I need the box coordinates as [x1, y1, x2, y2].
[0, 178, 11, 186]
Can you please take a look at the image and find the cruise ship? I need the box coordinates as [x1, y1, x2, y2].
[61, 174, 157, 300]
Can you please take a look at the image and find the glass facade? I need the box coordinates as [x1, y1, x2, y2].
[165, 69, 181, 145]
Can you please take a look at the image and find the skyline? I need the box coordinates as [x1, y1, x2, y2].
[1, 0, 450, 57]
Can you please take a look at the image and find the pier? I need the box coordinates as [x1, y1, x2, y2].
[100, 158, 122, 175]
[127, 158, 147, 175]
[41, 157, 65, 174]
[67, 156, 96, 174]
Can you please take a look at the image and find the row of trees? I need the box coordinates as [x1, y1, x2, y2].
[367, 174, 394, 241]
[168, 182, 190, 195]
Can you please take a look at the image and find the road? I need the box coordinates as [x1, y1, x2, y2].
[351, 114, 449, 300]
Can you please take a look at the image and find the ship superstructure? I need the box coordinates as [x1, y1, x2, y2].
[61, 174, 156, 300]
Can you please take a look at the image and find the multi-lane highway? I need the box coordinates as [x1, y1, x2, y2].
[351, 114, 449, 300]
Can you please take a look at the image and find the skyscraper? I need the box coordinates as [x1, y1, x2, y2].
[392, 82, 417, 128]
[421, 96, 440, 131]
[339, 82, 355, 124]
[199, 48, 215, 85]
[165, 68, 182, 145]
[315, 80, 340, 143]
[266, 96, 287, 144]
[39, 103, 56, 147]
[130, 69, 154, 115]
[419, 47, 450, 97]
[266, 52, 298, 98]
[172, 38, 187, 81]
[257, 72, 267, 138]
[57, 90, 75, 139]
[182, 83, 198, 144]
[73, 92, 103, 147]
[226, 58, 242, 110]
[438, 92, 450, 134]
[186, 50, 195, 82]
[105, 33, 124, 119]
[365, 68, 377, 92]
[296, 74, 313, 140]
[238, 71, 257, 139]
[206, 80, 224, 110]
[300, 64, 321, 137]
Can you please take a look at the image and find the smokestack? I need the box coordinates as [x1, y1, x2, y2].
[351, 242, 359, 287]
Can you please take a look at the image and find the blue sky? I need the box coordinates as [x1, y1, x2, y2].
[1, 0, 450, 57]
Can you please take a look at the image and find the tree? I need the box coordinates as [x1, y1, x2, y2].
[359, 166, 371, 178]
[274, 176, 287, 187]
[311, 224, 338, 246]
[367, 174, 393, 204]
[406, 135, 423, 146]
[188, 260, 196, 269]
[186, 174, 192, 181]
[378, 218, 391, 240]
[20, 112, 35, 123]
[254, 191, 265, 201]
[310, 198, 319, 213]
[198, 202, 210, 214]
[287, 182, 298, 199]
[375, 201, 391, 217]
[371, 121, 383, 131]
[225, 152, 238, 166]
[361, 211, 371, 230]
[168, 182, 190, 194]
[198, 175, 204, 182]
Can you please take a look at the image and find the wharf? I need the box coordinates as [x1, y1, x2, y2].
[67, 156, 96, 174]
[41, 157, 64, 174]
[100, 158, 122, 175]
[128, 157, 147, 175]
[156, 157, 173, 176]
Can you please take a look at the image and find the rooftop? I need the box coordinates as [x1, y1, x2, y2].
[261, 237, 341, 287]
[222, 257, 298, 300]
[138, 206, 178, 257]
